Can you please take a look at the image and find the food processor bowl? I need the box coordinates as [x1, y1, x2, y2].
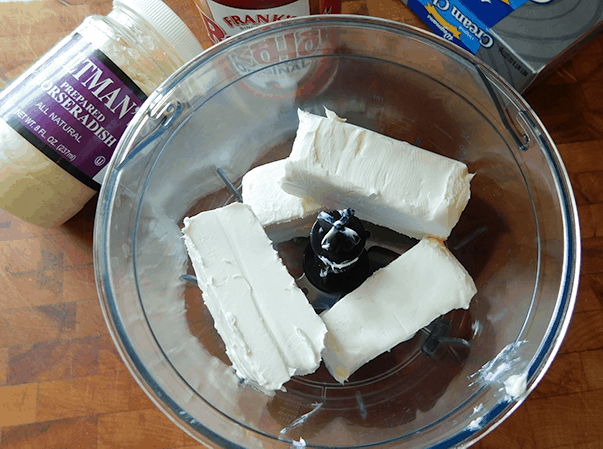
[94, 15, 580, 448]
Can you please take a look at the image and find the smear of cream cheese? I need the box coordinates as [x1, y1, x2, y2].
[470, 340, 529, 388]
[461, 341, 530, 435]
[291, 438, 307, 448]
[469, 339, 530, 415]
[503, 372, 528, 399]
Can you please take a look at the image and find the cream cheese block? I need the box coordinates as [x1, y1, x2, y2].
[242, 159, 322, 242]
[321, 237, 477, 383]
[181, 202, 327, 390]
[281, 109, 474, 240]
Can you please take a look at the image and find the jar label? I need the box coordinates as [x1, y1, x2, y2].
[200, 0, 311, 45]
[0, 33, 146, 190]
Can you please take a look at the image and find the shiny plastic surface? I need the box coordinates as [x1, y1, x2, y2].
[94, 16, 580, 448]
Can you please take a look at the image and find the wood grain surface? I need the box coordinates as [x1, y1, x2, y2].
[0, 0, 602, 447]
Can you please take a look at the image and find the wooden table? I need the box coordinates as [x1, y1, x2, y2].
[0, 0, 601, 447]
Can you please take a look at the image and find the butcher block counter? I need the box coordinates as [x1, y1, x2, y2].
[1, 0, 602, 447]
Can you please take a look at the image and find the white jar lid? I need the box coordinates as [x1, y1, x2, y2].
[114, 0, 204, 63]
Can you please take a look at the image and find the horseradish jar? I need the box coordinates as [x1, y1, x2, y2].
[0, 0, 202, 227]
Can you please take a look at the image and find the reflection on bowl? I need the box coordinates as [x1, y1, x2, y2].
[94, 15, 580, 448]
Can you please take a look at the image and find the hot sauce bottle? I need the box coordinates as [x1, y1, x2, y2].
[194, 0, 341, 46]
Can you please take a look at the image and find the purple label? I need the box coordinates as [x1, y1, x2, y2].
[0, 33, 147, 189]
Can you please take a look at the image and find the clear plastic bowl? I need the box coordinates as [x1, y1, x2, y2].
[94, 15, 581, 448]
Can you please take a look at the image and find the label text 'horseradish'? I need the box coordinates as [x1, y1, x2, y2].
[34, 75, 119, 148]
[39, 48, 142, 149]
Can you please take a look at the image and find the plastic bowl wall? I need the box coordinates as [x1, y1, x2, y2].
[94, 16, 580, 448]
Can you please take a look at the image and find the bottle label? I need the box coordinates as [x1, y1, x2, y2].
[224, 27, 338, 100]
[200, 0, 311, 45]
[0, 33, 147, 190]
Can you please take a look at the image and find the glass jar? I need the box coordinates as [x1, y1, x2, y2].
[0, 0, 203, 227]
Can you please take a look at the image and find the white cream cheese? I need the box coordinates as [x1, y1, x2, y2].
[281, 109, 474, 240]
[242, 159, 322, 242]
[182, 202, 327, 390]
[504, 373, 527, 399]
[320, 237, 477, 383]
